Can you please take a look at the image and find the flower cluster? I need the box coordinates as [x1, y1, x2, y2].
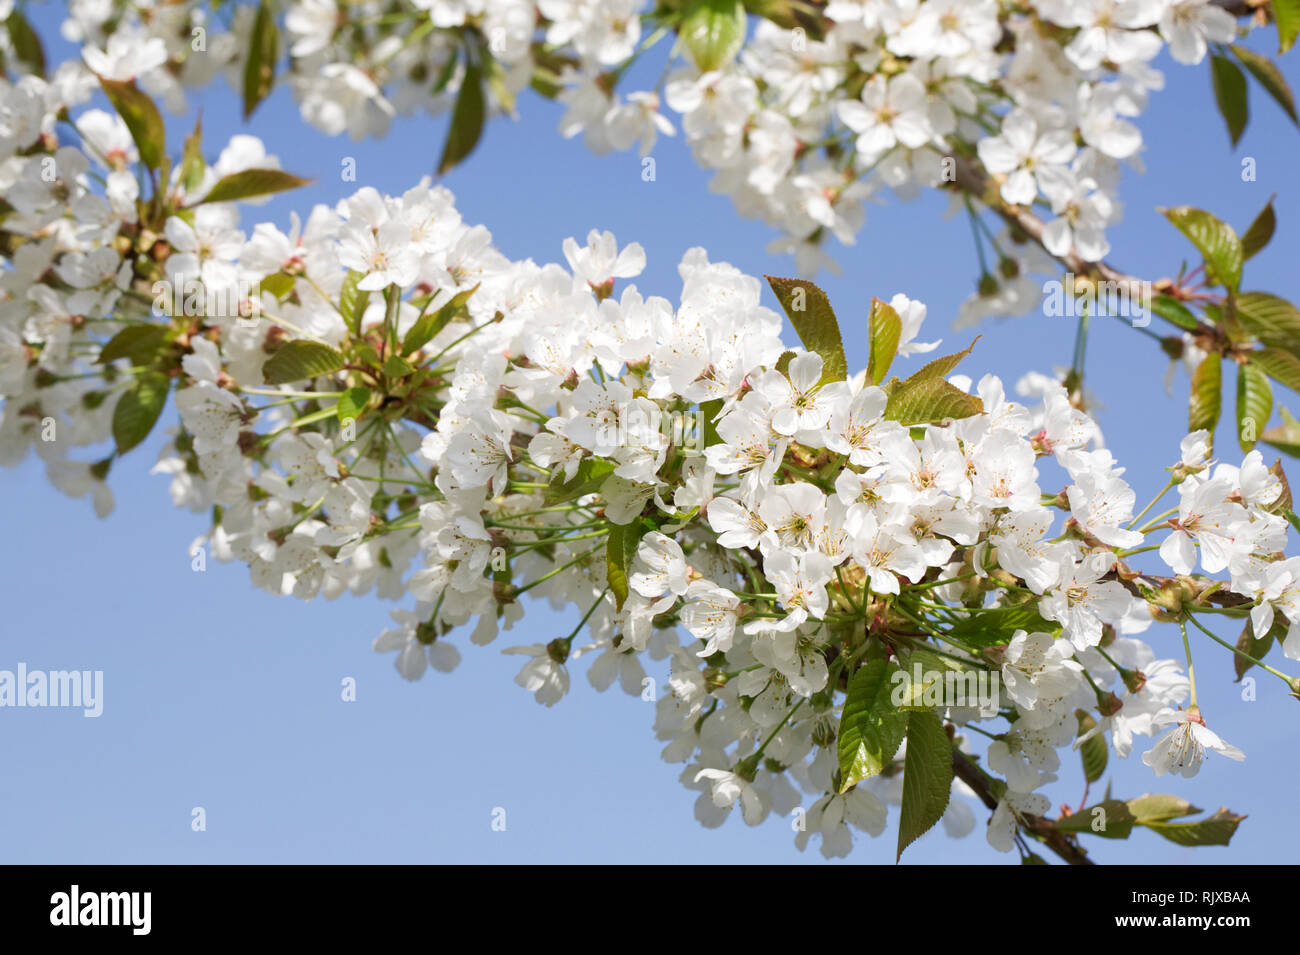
[4, 54, 1296, 861]
[20, 0, 1256, 306]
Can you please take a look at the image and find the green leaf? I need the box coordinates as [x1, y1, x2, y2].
[868, 297, 902, 386]
[1076, 710, 1108, 784]
[1142, 808, 1245, 847]
[945, 604, 1059, 647]
[482, 50, 516, 116]
[606, 522, 643, 612]
[339, 270, 370, 336]
[838, 659, 908, 792]
[1241, 196, 1277, 260]
[337, 386, 371, 425]
[1270, 457, 1294, 512]
[98, 78, 165, 171]
[1253, 351, 1300, 400]
[1234, 616, 1279, 681]
[1276, 0, 1300, 53]
[112, 372, 170, 454]
[680, 0, 747, 72]
[544, 456, 615, 506]
[1189, 355, 1222, 438]
[1150, 294, 1201, 331]
[258, 271, 296, 301]
[884, 377, 983, 426]
[243, 0, 279, 119]
[6, 11, 46, 77]
[1053, 800, 1135, 839]
[1161, 206, 1244, 293]
[200, 169, 312, 205]
[1236, 292, 1300, 353]
[902, 337, 980, 384]
[402, 283, 478, 356]
[896, 709, 953, 861]
[437, 61, 486, 176]
[1262, 406, 1300, 456]
[383, 353, 414, 378]
[1210, 53, 1249, 147]
[764, 276, 848, 384]
[179, 116, 205, 193]
[700, 398, 723, 448]
[1237, 361, 1273, 453]
[261, 340, 346, 385]
[1231, 45, 1298, 124]
[97, 324, 167, 366]
[1126, 794, 1200, 824]
[893, 647, 987, 711]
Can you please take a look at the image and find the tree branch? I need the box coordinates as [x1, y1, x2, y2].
[951, 747, 1095, 865]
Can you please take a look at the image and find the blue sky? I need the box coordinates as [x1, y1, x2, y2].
[2, 8, 1298, 864]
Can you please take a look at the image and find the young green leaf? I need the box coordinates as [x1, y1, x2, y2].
[243, 0, 279, 119]
[437, 61, 486, 176]
[700, 398, 723, 448]
[1210, 53, 1249, 146]
[1053, 800, 1135, 839]
[112, 372, 170, 454]
[544, 457, 615, 506]
[1141, 808, 1245, 847]
[1189, 355, 1222, 437]
[6, 10, 46, 77]
[764, 276, 848, 383]
[680, 0, 747, 72]
[896, 709, 953, 861]
[606, 522, 642, 611]
[97, 325, 167, 366]
[1236, 292, 1300, 352]
[1251, 347, 1300, 393]
[402, 283, 479, 356]
[884, 376, 983, 425]
[1125, 794, 1200, 824]
[1230, 45, 1298, 124]
[838, 659, 908, 792]
[945, 604, 1059, 646]
[337, 386, 371, 425]
[1241, 196, 1277, 260]
[1276, 0, 1300, 54]
[258, 271, 296, 301]
[383, 354, 414, 378]
[1161, 206, 1244, 293]
[179, 115, 206, 194]
[868, 297, 902, 385]
[339, 270, 370, 336]
[99, 78, 165, 171]
[1076, 710, 1108, 784]
[200, 169, 312, 205]
[902, 337, 980, 383]
[1234, 617, 1279, 682]
[1262, 406, 1300, 456]
[1237, 361, 1273, 453]
[262, 340, 346, 385]
[1150, 294, 1201, 331]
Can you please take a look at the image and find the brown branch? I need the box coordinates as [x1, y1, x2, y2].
[949, 155, 1150, 299]
[951, 748, 1095, 865]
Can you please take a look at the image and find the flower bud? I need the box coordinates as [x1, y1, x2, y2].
[546, 636, 572, 664]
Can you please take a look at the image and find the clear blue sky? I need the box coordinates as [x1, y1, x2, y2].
[3, 8, 1297, 864]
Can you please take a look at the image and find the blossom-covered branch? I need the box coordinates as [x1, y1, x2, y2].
[5, 60, 1300, 860]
